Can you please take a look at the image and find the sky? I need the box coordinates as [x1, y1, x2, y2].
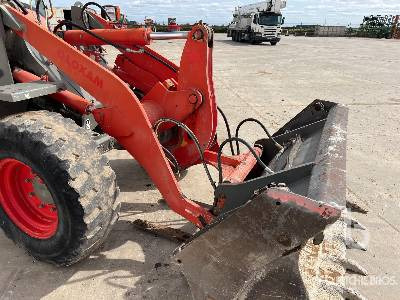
[55, 0, 400, 26]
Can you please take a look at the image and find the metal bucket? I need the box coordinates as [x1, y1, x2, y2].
[174, 101, 358, 299]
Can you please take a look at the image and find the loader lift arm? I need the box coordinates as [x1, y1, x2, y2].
[5, 6, 218, 227]
[4, 4, 265, 228]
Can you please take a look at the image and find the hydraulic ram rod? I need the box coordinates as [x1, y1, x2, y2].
[149, 31, 189, 40]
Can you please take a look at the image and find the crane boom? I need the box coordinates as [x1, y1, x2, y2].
[236, 0, 287, 15]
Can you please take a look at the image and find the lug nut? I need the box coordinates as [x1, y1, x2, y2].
[189, 94, 198, 104]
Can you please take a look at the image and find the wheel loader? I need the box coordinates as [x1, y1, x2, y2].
[0, 1, 367, 299]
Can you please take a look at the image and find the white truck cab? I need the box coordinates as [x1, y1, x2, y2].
[228, 0, 287, 45]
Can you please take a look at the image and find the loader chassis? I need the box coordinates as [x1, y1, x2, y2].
[0, 2, 365, 299]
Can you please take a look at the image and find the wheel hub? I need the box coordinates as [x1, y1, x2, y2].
[0, 158, 58, 239]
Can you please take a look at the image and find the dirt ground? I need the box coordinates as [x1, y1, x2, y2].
[0, 34, 399, 300]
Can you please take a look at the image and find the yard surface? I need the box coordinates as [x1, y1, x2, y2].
[1, 34, 399, 300]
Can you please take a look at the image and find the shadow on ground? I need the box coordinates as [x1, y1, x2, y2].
[0, 157, 192, 300]
[109, 158, 189, 193]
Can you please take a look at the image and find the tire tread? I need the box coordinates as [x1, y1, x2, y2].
[0, 111, 120, 266]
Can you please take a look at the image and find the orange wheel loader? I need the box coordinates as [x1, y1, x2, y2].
[0, 1, 367, 299]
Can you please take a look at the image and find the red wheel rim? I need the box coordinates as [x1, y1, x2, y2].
[0, 158, 58, 239]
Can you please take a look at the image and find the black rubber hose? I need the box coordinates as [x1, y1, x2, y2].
[53, 20, 127, 52]
[35, 0, 53, 30]
[80, 2, 111, 29]
[11, 0, 28, 14]
[235, 118, 283, 154]
[54, 19, 177, 74]
[53, 20, 172, 72]
[218, 137, 273, 184]
[141, 49, 178, 73]
[53, 20, 146, 70]
[35, 0, 43, 24]
[217, 106, 235, 155]
[154, 118, 217, 190]
[162, 145, 180, 174]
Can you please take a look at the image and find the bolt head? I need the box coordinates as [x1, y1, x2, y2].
[188, 94, 198, 104]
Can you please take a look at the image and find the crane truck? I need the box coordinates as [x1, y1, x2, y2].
[228, 0, 287, 45]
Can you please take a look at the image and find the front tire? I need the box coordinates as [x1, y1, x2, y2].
[237, 31, 242, 42]
[270, 41, 278, 46]
[0, 111, 120, 266]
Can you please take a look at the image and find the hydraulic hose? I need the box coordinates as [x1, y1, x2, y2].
[80, 1, 111, 29]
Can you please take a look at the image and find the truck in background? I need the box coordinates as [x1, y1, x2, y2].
[227, 0, 287, 45]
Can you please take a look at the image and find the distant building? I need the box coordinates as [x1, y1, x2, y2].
[314, 26, 347, 37]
